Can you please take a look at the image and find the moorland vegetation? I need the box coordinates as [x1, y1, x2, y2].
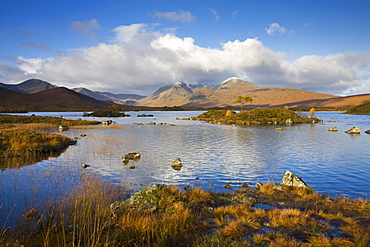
[345, 102, 370, 114]
[194, 108, 321, 125]
[1, 175, 369, 246]
[84, 104, 130, 117]
[0, 114, 101, 168]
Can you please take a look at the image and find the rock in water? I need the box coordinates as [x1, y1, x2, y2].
[345, 127, 361, 134]
[81, 163, 90, 169]
[280, 170, 309, 188]
[365, 129, 370, 134]
[171, 158, 183, 171]
[328, 127, 338, 132]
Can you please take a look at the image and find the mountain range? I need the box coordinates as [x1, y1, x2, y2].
[1, 78, 370, 111]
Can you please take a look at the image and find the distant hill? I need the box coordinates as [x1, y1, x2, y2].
[344, 101, 370, 114]
[0, 87, 112, 111]
[2, 78, 370, 110]
[73, 87, 145, 105]
[0, 79, 57, 93]
[137, 77, 340, 108]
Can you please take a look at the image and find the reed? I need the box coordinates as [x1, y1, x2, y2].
[3, 175, 128, 247]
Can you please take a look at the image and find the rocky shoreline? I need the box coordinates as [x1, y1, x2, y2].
[108, 170, 370, 246]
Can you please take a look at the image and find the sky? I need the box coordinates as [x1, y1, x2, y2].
[0, 0, 369, 96]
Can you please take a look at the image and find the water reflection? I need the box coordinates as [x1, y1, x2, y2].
[1, 111, 370, 227]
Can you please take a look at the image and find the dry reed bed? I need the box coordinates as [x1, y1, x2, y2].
[1, 180, 369, 246]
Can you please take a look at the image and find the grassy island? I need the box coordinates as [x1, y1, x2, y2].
[1, 175, 369, 246]
[194, 108, 321, 125]
[84, 104, 130, 117]
[0, 114, 101, 168]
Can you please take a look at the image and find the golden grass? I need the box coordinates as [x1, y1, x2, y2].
[1, 177, 369, 246]
[71, 125, 124, 130]
[4, 175, 128, 247]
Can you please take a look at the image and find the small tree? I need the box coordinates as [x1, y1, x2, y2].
[309, 107, 315, 118]
[236, 96, 253, 112]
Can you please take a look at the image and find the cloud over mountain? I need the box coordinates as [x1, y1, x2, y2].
[1, 23, 369, 96]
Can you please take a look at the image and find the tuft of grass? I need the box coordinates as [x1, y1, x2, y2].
[3, 175, 128, 247]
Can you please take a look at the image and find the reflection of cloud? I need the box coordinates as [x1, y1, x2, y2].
[153, 11, 195, 23]
[1, 23, 370, 95]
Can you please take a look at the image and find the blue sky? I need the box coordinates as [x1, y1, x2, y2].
[1, 0, 369, 96]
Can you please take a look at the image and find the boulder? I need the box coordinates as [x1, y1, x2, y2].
[365, 130, 370, 134]
[171, 158, 183, 171]
[255, 182, 263, 191]
[280, 170, 309, 189]
[328, 127, 338, 132]
[81, 163, 90, 169]
[102, 120, 113, 125]
[345, 127, 361, 134]
[285, 118, 293, 124]
[58, 124, 69, 132]
[110, 184, 165, 214]
[122, 152, 141, 164]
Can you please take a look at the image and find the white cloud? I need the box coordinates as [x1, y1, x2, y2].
[208, 9, 220, 22]
[153, 11, 195, 23]
[266, 23, 287, 35]
[1, 24, 369, 96]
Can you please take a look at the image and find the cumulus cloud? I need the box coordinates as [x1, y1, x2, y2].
[153, 11, 195, 23]
[266, 23, 287, 35]
[1, 24, 369, 96]
[22, 42, 50, 50]
[112, 23, 153, 43]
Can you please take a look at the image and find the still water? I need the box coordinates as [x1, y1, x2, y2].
[1, 111, 370, 226]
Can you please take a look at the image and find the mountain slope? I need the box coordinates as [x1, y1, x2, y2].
[138, 82, 194, 106]
[0, 87, 112, 111]
[73, 87, 145, 105]
[138, 77, 339, 108]
[0, 79, 56, 93]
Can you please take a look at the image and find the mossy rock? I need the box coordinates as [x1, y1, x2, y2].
[110, 184, 183, 215]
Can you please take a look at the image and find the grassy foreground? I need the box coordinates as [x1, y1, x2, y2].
[1, 175, 369, 247]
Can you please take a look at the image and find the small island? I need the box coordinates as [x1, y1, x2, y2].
[83, 104, 130, 117]
[194, 108, 321, 125]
